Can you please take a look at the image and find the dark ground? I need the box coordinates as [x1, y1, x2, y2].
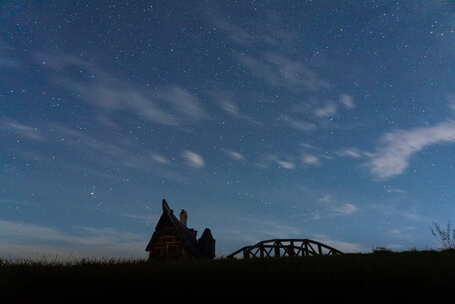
[2, 250, 455, 299]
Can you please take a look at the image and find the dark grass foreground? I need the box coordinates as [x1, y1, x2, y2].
[2, 250, 455, 297]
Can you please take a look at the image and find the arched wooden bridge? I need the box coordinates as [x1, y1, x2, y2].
[227, 239, 343, 259]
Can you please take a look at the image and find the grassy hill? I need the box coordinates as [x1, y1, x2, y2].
[2, 250, 455, 297]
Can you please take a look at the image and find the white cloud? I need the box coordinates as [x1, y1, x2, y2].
[301, 153, 320, 166]
[310, 234, 366, 252]
[182, 150, 205, 168]
[279, 115, 317, 132]
[300, 142, 319, 150]
[318, 238, 365, 253]
[318, 194, 332, 204]
[17, 124, 188, 183]
[340, 94, 355, 109]
[212, 18, 255, 45]
[387, 226, 416, 240]
[74, 82, 205, 126]
[0, 118, 45, 141]
[336, 148, 362, 158]
[221, 101, 261, 125]
[384, 186, 407, 194]
[333, 203, 358, 215]
[277, 160, 295, 169]
[152, 154, 170, 165]
[159, 86, 207, 121]
[211, 91, 263, 126]
[314, 103, 337, 118]
[223, 149, 245, 161]
[220, 99, 239, 116]
[368, 120, 455, 179]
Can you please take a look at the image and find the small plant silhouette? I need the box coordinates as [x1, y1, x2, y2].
[431, 221, 455, 249]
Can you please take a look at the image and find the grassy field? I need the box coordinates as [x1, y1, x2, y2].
[2, 250, 455, 297]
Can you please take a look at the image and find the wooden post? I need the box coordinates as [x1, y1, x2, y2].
[289, 241, 295, 256]
[274, 246, 280, 257]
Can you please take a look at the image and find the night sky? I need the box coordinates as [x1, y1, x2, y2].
[1, 0, 455, 259]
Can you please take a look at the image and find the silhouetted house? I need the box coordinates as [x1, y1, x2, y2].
[145, 199, 215, 260]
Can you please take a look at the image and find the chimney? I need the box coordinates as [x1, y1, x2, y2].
[179, 209, 188, 227]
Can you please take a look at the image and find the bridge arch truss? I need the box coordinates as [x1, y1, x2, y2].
[227, 239, 343, 259]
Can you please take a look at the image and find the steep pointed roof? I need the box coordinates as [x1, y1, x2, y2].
[145, 199, 202, 257]
[199, 228, 214, 241]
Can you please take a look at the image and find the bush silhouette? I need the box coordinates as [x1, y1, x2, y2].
[431, 221, 455, 249]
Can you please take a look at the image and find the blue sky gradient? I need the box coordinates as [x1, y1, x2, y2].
[1, 0, 455, 259]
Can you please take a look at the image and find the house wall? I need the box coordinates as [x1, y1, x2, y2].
[149, 234, 189, 259]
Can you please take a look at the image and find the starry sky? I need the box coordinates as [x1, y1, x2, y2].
[1, 0, 455, 259]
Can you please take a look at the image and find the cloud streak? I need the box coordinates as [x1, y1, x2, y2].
[0, 118, 45, 141]
[222, 149, 245, 161]
[369, 120, 455, 179]
[39, 54, 208, 127]
[238, 52, 329, 92]
[182, 150, 205, 168]
[332, 203, 358, 215]
[279, 115, 317, 132]
[301, 154, 320, 166]
[0, 220, 145, 259]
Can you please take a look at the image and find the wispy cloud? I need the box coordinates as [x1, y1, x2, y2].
[222, 149, 245, 161]
[151, 154, 171, 165]
[300, 142, 319, 150]
[38, 54, 208, 127]
[279, 115, 317, 132]
[277, 160, 295, 169]
[182, 150, 205, 168]
[211, 12, 298, 48]
[301, 153, 320, 166]
[232, 217, 365, 253]
[0, 220, 145, 259]
[314, 103, 337, 118]
[5, 122, 187, 183]
[387, 226, 416, 240]
[332, 203, 358, 215]
[238, 52, 329, 92]
[318, 194, 332, 204]
[256, 154, 298, 170]
[210, 90, 263, 126]
[257, 152, 322, 169]
[368, 120, 455, 179]
[51, 125, 185, 180]
[336, 147, 372, 159]
[0, 118, 45, 141]
[212, 18, 255, 45]
[312, 234, 366, 252]
[340, 94, 355, 109]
